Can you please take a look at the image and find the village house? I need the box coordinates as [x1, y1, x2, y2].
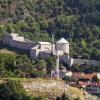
[78, 81, 100, 95]
[71, 72, 100, 95]
[72, 72, 97, 82]
[85, 82, 100, 95]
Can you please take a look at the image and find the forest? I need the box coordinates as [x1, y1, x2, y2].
[0, 0, 100, 60]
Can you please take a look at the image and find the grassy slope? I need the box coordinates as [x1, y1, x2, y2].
[0, 78, 84, 100]
[1, 78, 99, 100]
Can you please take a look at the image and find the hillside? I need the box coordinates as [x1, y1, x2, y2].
[0, 0, 100, 60]
[1, 78, 99, 100]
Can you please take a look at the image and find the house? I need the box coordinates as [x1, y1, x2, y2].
[72, 73, 97, 81]
[78, 81, 100, 95]
[86, 82, 100, 95]
[97, 73, 100, 80]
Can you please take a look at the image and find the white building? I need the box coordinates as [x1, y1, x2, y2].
[30, 38, 69, 60]
[56, 38, 69, 55]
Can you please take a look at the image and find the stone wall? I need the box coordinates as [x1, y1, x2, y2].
[39, 50, 51, 59]
[30, 49, 51, 60]
[3, 33, 100, 66]
[9, 39, 37, 50]
[71, 58, 100, 66]
[3, 34, 11, 45]
[60, 56, 100, 66]
[3, 33, 37, 50]
[30, 49, 40, 60]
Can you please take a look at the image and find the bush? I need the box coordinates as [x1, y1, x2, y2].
[0, 80, 31, 100]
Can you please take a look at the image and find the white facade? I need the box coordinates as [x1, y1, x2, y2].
[38, 42, 52, 51]
[56, 38, 69, 55]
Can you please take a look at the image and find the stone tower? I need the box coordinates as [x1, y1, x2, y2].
[56, 38, 69, 57]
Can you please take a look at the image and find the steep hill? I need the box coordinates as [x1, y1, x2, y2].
[0, 0, 100, 60]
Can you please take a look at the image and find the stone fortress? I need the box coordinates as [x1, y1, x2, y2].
[3, 33, 69, 60]
[3, 33, 100, 67]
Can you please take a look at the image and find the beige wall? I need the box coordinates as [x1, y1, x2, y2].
[56, 43, 69, 54]
[39, 44, 52, 51]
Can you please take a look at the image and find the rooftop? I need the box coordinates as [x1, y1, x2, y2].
[78, 81, 100, 87]
[57, 38, 69, 44]
[38, 42, 51, 45]
[72, 73, 97, 80]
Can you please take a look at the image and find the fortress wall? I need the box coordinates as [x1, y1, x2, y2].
[59, 56, 100, 66]
[60, 55, 70, 64]
[9, 39, 36, 50]
[3, 34, 12, 45]
[30, 50, 51, 60]
[30, 49, 40, 60]
[39, 51, 51, 59]
[61, 57, 100, 66]
[3, 34, 37, 50]
[72, 59, 100, 66]
[3, 34, 100, 66]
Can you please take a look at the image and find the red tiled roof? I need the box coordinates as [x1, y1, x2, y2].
[88, 82, 100, 87]
[78, 81, 100, 87]
[72, 73, 96, 80]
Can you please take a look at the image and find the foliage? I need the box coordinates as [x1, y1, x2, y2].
[0, 80, 31, 100]
[62, 92, 70, 100]
[62, 76, 77, 83]
[0, 80, 46, 100]
[46, 55, 56, 74]
[0, 53, 49, 78]
[71, 64, 100, 73]
[0, 0, 100, 60]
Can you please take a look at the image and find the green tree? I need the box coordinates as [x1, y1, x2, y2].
[62, 92, 69, 100]
[46, 55, 56, 74]
[0, 80, 31, 100]
[5, 24, 15, 33]
[0, 25, 5, 38]
[37, 60, 47, 71]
